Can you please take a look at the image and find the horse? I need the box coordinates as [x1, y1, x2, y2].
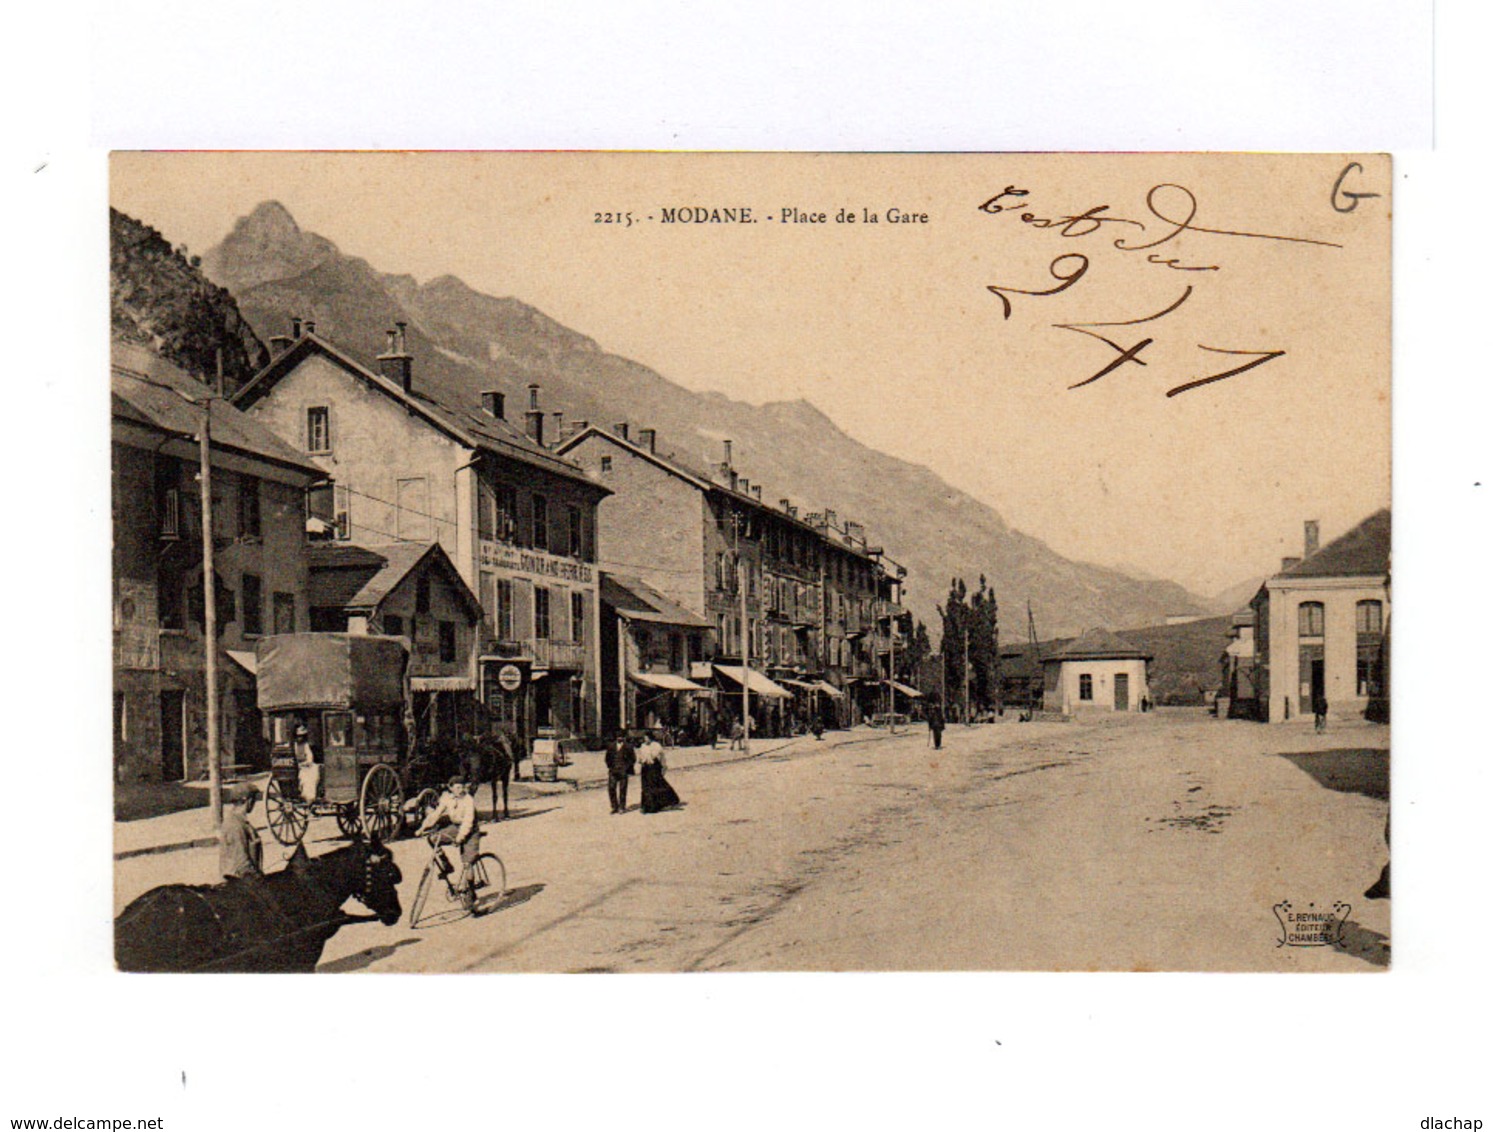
[461, 727, 515, 821]
[114, 837, 402, 973]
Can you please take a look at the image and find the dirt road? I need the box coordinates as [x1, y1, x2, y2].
[315, 711, 1389, 973]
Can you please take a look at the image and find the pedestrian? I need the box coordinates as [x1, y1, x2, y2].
[928, 700, 945, 750]
[1312, 690, 1328, 733]
[219, 783, 264, 881]
[729, 719, 745, 751]
[810, 715, 825, 741]
[638, 731, 682, 814]
[605, 732, 637, 814]
[293, 723, 320, 804]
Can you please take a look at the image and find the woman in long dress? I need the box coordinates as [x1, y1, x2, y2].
[637, 731, 681, 813]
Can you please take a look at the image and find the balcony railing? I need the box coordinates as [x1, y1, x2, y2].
[532, 638, 587, 670]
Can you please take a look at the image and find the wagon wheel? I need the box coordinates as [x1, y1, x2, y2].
[335, 803, 363, 839]
[264, 778, 309, 846]
[359, 764, 404, 842]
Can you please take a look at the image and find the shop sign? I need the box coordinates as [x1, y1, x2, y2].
[480, 540, 593, 584]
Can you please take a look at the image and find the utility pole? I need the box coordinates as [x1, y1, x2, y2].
[963, 625, 971, 726]
[888, 605, 898, 734]
[198, 397, 223, 828]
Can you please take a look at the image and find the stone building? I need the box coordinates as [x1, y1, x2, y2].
[307, 541, 483, 743]
[557, 427, 903, 730]
[1041, 628, 1153, 714]
[112, 339, 323, 783]
[1250, 512, 1390, 724]
[234, 323, 610, 743]
[599, 574, 713, 737]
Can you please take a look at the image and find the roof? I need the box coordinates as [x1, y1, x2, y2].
[233, 333, 606, 491]
[1230, 607, 1255, 628]
[1047, 627, 1153, 662]
[111, 340, 324, 477]
[601, 574, 712, 629]
[1277, 509, 1391, 579]
[307, 541, 481, 621]
[558, 425, 883, 564]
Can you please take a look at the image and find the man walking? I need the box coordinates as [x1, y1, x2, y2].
[1312, 691, 1329, 734]
[928, 700, 946, 750]
[605, 732, 637, 814]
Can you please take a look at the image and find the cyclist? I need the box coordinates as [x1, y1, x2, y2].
[416, 774, 480, 906]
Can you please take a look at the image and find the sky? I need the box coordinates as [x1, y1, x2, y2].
[111, 152, 1391, 596]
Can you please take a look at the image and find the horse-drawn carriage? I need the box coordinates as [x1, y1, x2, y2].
[256, 633, 425, 846]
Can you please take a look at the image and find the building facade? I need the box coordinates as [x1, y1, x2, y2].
[234, 324, 609, 743]
[599, 574, 712, 737]
[112, 339, 322, 783]
[558, 427, 906, 730]
[1041, 628, 1152, 714]
[1251, 512, 1390, 724]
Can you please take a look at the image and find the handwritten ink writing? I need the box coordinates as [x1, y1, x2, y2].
[977, 187, 1030, 213]
[1055, 288, 1192, 389]
[1116, 184, 1342, 253]
[1146, 253, 1219, 272]
[1331, 162, 1381, 214]
[1067, 338, 1154, 389]
[1165, 346, 1286, 397]
[985, 254, 1089, 320]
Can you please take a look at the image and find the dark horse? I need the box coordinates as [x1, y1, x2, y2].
[115, 837, 402, 973]
[461, 727, 516, 821]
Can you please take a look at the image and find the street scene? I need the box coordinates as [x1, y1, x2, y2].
[109, 152, 1391, 973]
[114, 711, 1388, 972]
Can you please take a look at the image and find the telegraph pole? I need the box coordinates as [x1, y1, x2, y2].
[198, 397, 223, 827]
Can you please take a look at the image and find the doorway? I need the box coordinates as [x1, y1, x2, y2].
[159, 689, 185, 781]
[1113, 673, 1129, 711]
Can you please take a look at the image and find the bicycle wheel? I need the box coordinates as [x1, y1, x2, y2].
[468, 852, 507, 915]
[408, 859, 439, 928]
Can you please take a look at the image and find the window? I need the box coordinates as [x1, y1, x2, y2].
[496, 578, 514, 640]
[439, 620, 457, 663]
[273, 592, 296, 634]
[600, 456, 613, 474]
[1298, 602, 1325, 637]
[571, 591, 585, 643]
[416, 574, 431, 615]
[160, 488, 180, 539]
[532, 494, 549, 551]
[241, 573, 263, 636]
[567, 504, 583, 558]
[334, 485, 351, 540]
[534, 586, 551, 639]
[478, 479, 497, 541]
[307, 406, 331, 453]
[496, 484, 518, 542]
[396, 477, 431, 540]
[1356, 600, 1383, 634]
[670, 632, 684, 671]
[113, 692, 128, 744]
[238, 475, 262, 539]
[385, 614, 405, 637]
[1079, 673, 1093, 701]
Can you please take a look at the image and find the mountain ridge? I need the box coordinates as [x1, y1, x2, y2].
[202, 201, 1211, 638]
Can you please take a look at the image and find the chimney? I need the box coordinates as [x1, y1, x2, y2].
[572, 419, 589, 434]
[525, 384, 544, 446]
[638, 428, 656, 454]
[269, 334, 293, 357]
[304, 319, 317, 336]
[481, 390, 506, 420]
[752, 485, 763, 502]
[824, 509, 838, 529]
[291, 317, 303, 338]
[612, 422, 630, 442]
[1281, 556, 1302, 572]
[739, 477, 750, 496]
[1304, 520, 1320, 558]
[377, 322, 413, 393]
[551, 411, 564, 446]
[779, 498, 792, 511]
[787, 504, 799, 519]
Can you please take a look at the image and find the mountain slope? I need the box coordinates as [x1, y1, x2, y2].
[111, 208, 268, 393]
[202, 201, 1210, 638]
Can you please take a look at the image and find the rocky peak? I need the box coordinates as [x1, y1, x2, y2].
[202, 200, 339, 293]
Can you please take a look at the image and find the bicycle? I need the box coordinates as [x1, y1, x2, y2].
[408, 831, 507, 928]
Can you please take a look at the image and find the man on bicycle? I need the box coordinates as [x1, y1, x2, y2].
[416, 775, 480, 904]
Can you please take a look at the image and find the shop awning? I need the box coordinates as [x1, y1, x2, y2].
[411, 675, 477, 692]
[811, 680, 845, 699]
[712, 665, 793, 699]
[630, 671, 710, 693]
[887, 679, 924, 698]
[777, 678, 817, 692]
[226, 649, 257, 675]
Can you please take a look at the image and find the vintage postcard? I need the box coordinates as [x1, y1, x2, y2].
[108, 151, 1390, 973]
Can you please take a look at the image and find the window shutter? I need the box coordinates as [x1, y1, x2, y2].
[513, 579, 534, 642]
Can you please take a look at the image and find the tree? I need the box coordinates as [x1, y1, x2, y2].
[938, 575, 1000, 720]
